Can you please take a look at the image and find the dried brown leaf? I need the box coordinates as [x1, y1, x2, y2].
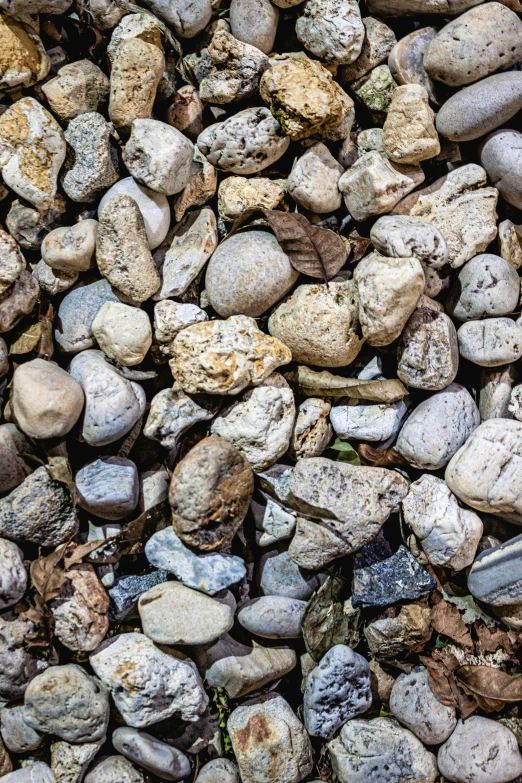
[358, 444, 407, 467]
[30, 545, 67, 603]
[431, 593, 473, 650]
[420, 653, 478, 717]
[302, 575, 360, 662]
[455, 665, 522, 712]
[475, 623, 520, 655]
[285, 366, 408, 403]
[9, 299, 54, 358]
[63, 540, 107, 570]
[46, 457, 79, 507]
[347, 229, 372, 263]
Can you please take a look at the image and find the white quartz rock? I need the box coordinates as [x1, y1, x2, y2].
[123, 119, 194, 196]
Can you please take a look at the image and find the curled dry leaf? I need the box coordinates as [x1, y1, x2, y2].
[431, 592, 473, 651]
[475, 623, 521, 655]
[455, 665, 522, 712]
[46, 456, 79, 507]
[358, 444, 408, 467]
[302, 575, 360, 662]
[9, 300, 54, 359]
[285, 366, 408, 403]
[347, 229, 372, 263]
[30, 545, 68, 603]
[420, 653, 478, 718]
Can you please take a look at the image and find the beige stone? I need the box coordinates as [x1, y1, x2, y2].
[352, 64, 396, 118]
[109, 38, 165, 131]
[364, 603, 432, 657]
[0, 229, 25, 295]
[383, 84, 440, 164]
[289, 398, 332, 460]
[287, 143, 342, 213]
[199, 29, 269, 104]
[0, 16, 50, 90]
[51, 565, 109, 652]
[499, 219, 522, 270]
[173, 147, 218, 221]
[92, 302, 152, 366]
[218, 176, 286, 221]
[167, 85, 205, 140]
[41, 220, 97, 273]
[341, 16, 396, 81]
[388, 27, 440, 103]
[41, 60, 109, 122]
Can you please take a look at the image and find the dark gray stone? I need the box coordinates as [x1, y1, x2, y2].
[108, 569, 169, 621]
[55, 279, 119, 354]
[352, 546, 436, 608]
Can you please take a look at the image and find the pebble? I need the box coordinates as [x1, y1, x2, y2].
[170, 315, 292, 395]
[206, 230, 298, 318]
[352, 64, 397, 118]
[62, 113, 119, 203]
[141, 0, 211, 37]
[457, 318, 522, 367]
[55, 279, 119, 353]
[0, 16, 50, 90]
[397, 308, 459, 390]
[448, 254, 520, 321]
[436, 72, 522, 142]
[510, 384, 522, 420]
[289, 398, 332, 460]
[370, 215, 448, 268]
[260, 551, 322, 599]
[69, 351, 146, 446]
[75, 457, 138, 520]
[23, 664, 109, 743]
[383, 84, 440, 164]
[92, 302, 152, 366]
[123, 120, 193, 197]
[238, 595, 307, 638]
[228, 695, 313, 783]
[328, 717, 438, 783]
[41, 59, 109, 122]
[11, 358, 84, 439]
[446, 419, 522, 524]
[479, 129, 522, 210]
[0, 538, 26, 609]
[0, 465, 79, 546]
[7, 196, 65, 251]
[268, 280, 363, 367]
[0, 615, 49, 701]
[42, 220, 97, 273]
[0, 764, 56, 783]
[108, 33, 165, 132]
[438, 717, 522, 783]
[341, 16, 396, 81]
[0, 269, 40, 334]
[295, 0, 364, 64]
[112, 727, 190, 781]
[85, 756, 143, 783]
[0, 425, 32, 494]
[199, 29, 269, 104]
[480, 364, 518, 420]
[1, 706, 43, 753]
[153, 301, 208, 351]
[304, 645, 371, 739]
[467, 533, 522, 607]
[91, 632, 207, 727]
[169, 435, 254, 550]
[287, 143, 343, 213]
[254, 495, 297, 547]
[218, 177, 286, 221]
[390, 667, 457, 745]
[388, 27, 439, 103]
[99, 178, 170, 250]
[498, 219, 522, 268]
[96, 195, 161, 304]
[352, 545, 436, 607]
[424, 3, 522, 87]
[196, 759, 240, 783]
[51, 565, 109, 652]
[0, 229, 26, 294]
[330, 400, 408, 442]
[229, 0, 278, 54]
[144, 385, 217, 448]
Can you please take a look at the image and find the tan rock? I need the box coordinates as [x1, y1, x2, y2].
[109, 37, 165, 131]
[364, 603, 432, 656]
[173, 147, 218, 222]
[260, 53, 354, 140]
[41, 220, 97, 273]
[41, 59, 109, 122]
[199, 29, 269, 104]
[0, 269, 40, 333]
[341, 16, 396, 81]
[383, 84, 440, 164]
[51, 565, 109, 652]
[170, 315, 292, 395]
[218, 176, 286, 221]
[0, 16, 50, 90]
[0, 229, 25, 295]
[92, 301, 152, 366]
[31, 260, 78, 296]
[289, 398, 332, 460]
[167, 85, 205, 140]
[499, 219, 522, 270]
[388, 27, 440, 104]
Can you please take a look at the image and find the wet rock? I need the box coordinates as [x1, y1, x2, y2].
[1, 706, 43, 753]
[341, 16, 396, 81]
[156, 208, 218, 299]
[123, 120, 193, 197]
[0, 269, 39, 333]
[0, 424, 34, 494]
[0, 16, 49, 90]
[296, 0, 364, 64]
[113, 727, 190, 781]
[0, 229, 25, 295]
[438, 717, 522, 783]
[364, 603, 432, 657]
[92, 302, 152, 366]
[51, 565, 109, 652]
[55, 279, 119, 354]
[85, 756, 144, 783]
[218, 176, 286, 221]
[467, 533, 522, 607]
[42, 59, 109, 122]
[0, 615, 49, 701]
[99, 177, 170, 250]
[289, 399, 332, 461]
[388, 27, 439, 103]
[108, 570, 169, 622]
[42, 220, 97, 273]
[287, 143, 343, 213]
[352, 545, 436, 607]
[457, 318, 522, 367]
[108, 35, 165, 132]
[330, 400, 408, 442]
[390, 666, 456, 744]
[447, 254, 520, 321]
[0, 538, 26, 609]
[144, 385, 217, 449]
[23, 664, 109, 743]
[229, 0, 278, 54]
[199, 29, 269, 103]
[480, 364, 518, 421]
[397, 308, 459, 390]
[238, 596, 307, 638]
[90, 632, 208, 727]
[62, 113, 119, 203]
[76, 457, 138, 520]
[196, 759, 240, 783]
[480, 129, 522, 211]
[260, 551, 322, 599]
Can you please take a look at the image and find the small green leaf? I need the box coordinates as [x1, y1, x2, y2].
[328, 438, 361, 465]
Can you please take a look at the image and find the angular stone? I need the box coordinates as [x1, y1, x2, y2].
[438, 717, 522, 783]
[289, 399, 332, 461]
[238, 596, 307, 638]
[51, 565, 109, 653]
[296, 0, 364, 64]
[448, 254, 520, 322]
[341, 16, 396, 81]
[55, 279, 119, 354]
[123, 119, 193, 197]
[253, 495, 297, 547]
[113, 727, 190, 782]
[0, 16, 49, 91]
[167, 85, 205, 139]
[153, 301, 208, 355]
[218, 176, 286, 221]
[364, 603, 432, 657]
[390, 666, 457, 745]
[173, 148, 218, 222]
[287, 143, 342, 213]
[480, 364, 518, 421]
[200, 29, 269, 104]
[108, 570, 169, 622]
[260, 551, 322, 600]
[0, 229, 25, 295]
[42, 220, 97, 273]
[0, 616, 48, 701]
[99, 177, 170, 250]
[0, 269, 39, 333]
[330, 400, 407, 442]
[383, 84, 439, 164]
[467, 533, 522, 606]
[457, 318, 522, 367]
[51, 739, 101, 783]
[352, 545, 436, 607]
[62, 112, 119, 203]
[7, 195, 66, 251]
[397, 308, 459, 390]
[388, 27, 439, 103]
[42, 59, 109, 122]
[144, 385, 217, 450]
[352, 64, 396, 117]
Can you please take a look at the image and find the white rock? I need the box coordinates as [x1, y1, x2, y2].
[457, 318, 522, 367]
[140, 0, 211, 38]
[402, 474, 482, 570]
[92, 302, 152, 366]
[112, 727, 190, 781]
[41, 220, 97, 273]
[330, 400, 408, 442]
[253, 495, 297, 546]
[75, 457, 138, 521]
[154, 301, 208, 351]
[51, 740, 102, 783]
[144, 385, 217, 449]
[370, 214, 448, 268]
[99, 178, 170, 250]
[390, 667, 456, 745]
[296, 0, 365, 64]
[196, 759, 240, 783]
[397, 308, 459, 391]
[156, 208, 218, 299]
[287, 143, 343, 213]
[438, 717, 522, 783]
[509, 384, 522, 421]
[41, 59, 109, 122]
[217, 176, 286, 221]
[0, 763, 55, 783]
[480, 364, 518, 421]
[0, 539, 26, 609]
[1, 706, 42, 753]
[237, 596, 307, 638]
[85, 756, 143, 783]
[123, 120, 194, 196]
[199, 29, 270, 104]
[0, 229, 25, 295]
[448, 254, 520, 322]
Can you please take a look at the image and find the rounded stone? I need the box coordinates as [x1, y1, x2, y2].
[112, 727, 190, 781]
[140, 0, 211, 38]
[447, 254, 520, 322]
[388, 26, 439, 103]
[457, 318, 522, 367]
[389, 667, 457, 744]
[229, 0, 279, 54]
[0, 539, 26, 609]
[479, 129, 522, 210]
[0, 763, 55, 783]
[0, 706, 42, 753]
[397, 308, 459, 391]
[370, 214, 448, 269]
[11, 359, 84, 440]
[0, 424, 34, 494]
[196, 759, 240, 783]
[205, 231, 299, 318]
[169, 435, 254, 551]
[75, 457, 139, 520]
[217, 177, 286, 221]
[99, 177, 170, 250]
[41, 220, 97, 273]
[268, 281, 363, 368]
[85, 756, 144, 783]
[260, 551, 322, 600]
[123, 119, 194, 196]
[237, 596, 307, 638]
[92, 301, 152, 366]
[438, 717, 522, 783]
[287, 143, 343, 213]
[41, 59, 109, 121]
[55, 279, 119, 354]
[108, 36, 164, 132]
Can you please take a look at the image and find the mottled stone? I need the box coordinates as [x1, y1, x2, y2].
[62, 112, 119, 203]
[109, 36, 165, 132]
[364, 603, 432, 657]
[42, 59, 109, 122]
[287, 143, 342, 213]
[99, 177, 170, 250]
[0, 269, 39, 333]
[0, 615, 48, 701]
[238, 596, 307, 638]
[0, 424, 34, 494]
[1, 706, 42, 753]
[218, 176, 286, 221]
[29, 259, 75, 298]
[0, 229, 25, 295]
[398, 308, 459, 390]
[371, 215, 448, 268]
[448, 254, 520, 321]
[113, 727, 190, 781]
[51, 740, 101, 783]
[51, 565, 109, 652]
[352, 64, 396, 117]
[199, 29, 269, 104]
[174, 148, 218, 222]
[108, 570, 169, 622]
[457, 318, 522, 367]
[167, 86, 205, 140]
[85, 756, 143, 783]
[438, 717, 522, 783]
[123, 119, 193, 197]
[289, 399, 332, 460]
[196, 759, 240, 783]
[7, 195, 66, 250]
[253, 495, 297, 547]
[352, 546, 436, 607]
[92, 301, 152, 367]
[0, 538, 26, 609]
[42, 220, 97, 273]
[296, 0, 364, 64]
[341, 16, 396, 81]
[55, 279, 119, 354]
[480, 364, 518, 421]
[0, 17, 49, 90]
[390, 667, 456, 744]
[383, 84, 439, 164]
[330, 400, 407, 442]
[144, 385, 217, 449]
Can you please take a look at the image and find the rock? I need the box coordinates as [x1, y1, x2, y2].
[467, 533, 522, 607]
[260, 551, 322, 599]
[304, 645, 371, 739]
[23, 664, 109, 743]
[287, 143, 343, 213]
[62, 113, 119, 203]
[218, 176, 286, 221]
[329, 717, 438, 783]
[354, 252, 424, 346]
[295, 0, 364, 64]
[448, 254, 520, 321]
[393, 163, 498, 268]
[390, 666, 456, 745]
[51, 740, 101, 783]
[99, 178, 170, 250]
[397, 383, 480, 470]
[97, 195, 160, 303]
[352, 545, 436, 607]
[206, 231, 298, 319]
[167, 86, 205, 139]
[55, 279, 119, 353]
[6, 195, 66, 251]
[90, 632, 208, 727]
[51, 565, 109, 652]
[0, 229, 25, 295]
[1, 706, 42, 753]
[436, 72, 522, 142]
[169, 435, 254, 551]
[341, 16, 396, 81]
[510, 385, 522, 421]
[112, 727, 190, 781]
[388, 27, 439, 103]
[141, 0, 211, 36]
[75, 457, 138, 520]
[174, 148, 218, 222]
[210, 374, 296, 471]
[253, 495, 297, 547]
[153, 301, 208, 352]
[228, 695, 313, 783]
[383, 84, 439, 164]
[237, 596, 307, 638]
[402, 475, 482, 569]
[170, 315, 292, 395]
[330, 400, 407, 442]
[229, 0, 278, 54]
[92, 302, 152, 366]
[85, 756, 143, 783]
[42, 59, 109, 122]
[499, 220, 522, 269]
[0, 97, 65, 211]
[0, 466, 78, 546]
[364, 603, 432, 657]
[0, 538, 26, 609]
[144, 385, 217, 449]
[438, 717, 522, 783]
[0, 764, 55, 783]
[11, 359, 84, 439]
[260, 54, 354, 140]
[268, 280, 362, 367]
[0, 424, 34, 494]
[424, 3, 522, 87]
[199, 29, 269, 103]
[0, 269, 39, 333]
[109, 36, 165, 132]
[145, 527, 246, 594]
[480, 129, 522, 210]
[351, 64, 396, 118]
[289, 399, 332, 460]
[42, 220, 97, 273]
[69, 351, 146, 446]
[397, 308, 459, 390]
[197, 107, 289, 173]
[0, 615, 48, 701]
[338, 151, 424, 222]
[122, 120, 193, 197]
[0, 16, 49, 90]
[196, 759, 240, 783]
[108, 570, 169, 622]
[458, 318, 522, 367]
[480, 364, 518, 420]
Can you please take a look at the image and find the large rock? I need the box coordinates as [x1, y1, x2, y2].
[75, 457, 138, 520]
[438, 717, 522, 783]
[287, 143, 342, 213]
[0, 16, 50, 91]
[397, 308, 459, 390]
[382, 84, 439, 164]
[467, 533, 522, 607]
[370, 214, 448, 268]
[260, 551, 322, 600]
[218, 176, 286, 221]
[447, 254, 520, 321]
[144, 385, 217, 449]
[41, 59, 109, 121]
[387, 27, 439, 103]
[0, 764, 55, 783]
[330, 400, 407, 442]
[140, 0, 211, 38]
[62, 113, 119, 202]
[295, 0, 364, 64]
[42, 220, 98, 273]
[92, 302, 152, 367]
[229, 0, 278, 54]
[108, 33, 164, 132]
[50, 740, 102, 783]
[389, 667, 456, 744]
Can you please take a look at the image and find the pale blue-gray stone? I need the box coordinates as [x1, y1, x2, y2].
[55, 279, 119, 353]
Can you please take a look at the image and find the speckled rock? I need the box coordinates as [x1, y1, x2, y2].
[23, 664, 109, 743]
[352, 64, 396, 117]
[330, 400, 408, 442]
[268, 281, 362, 367]
[90, 632, 208, 727]
[397, 383, 480, 470]
[218, 176, 286, 221]
[438, 717, 522, 783]
[144, 385, 217, 449]
[0, 16, 50, 90]
[75, 457, 138, 520]
[370, 215, 448, 268]
[479, 129, 522, 211]
[62, 112, 119, 203]
[457, 318, 522, 367]
[254, 494, 297, 547]
[467, 533, 522, 606]
[390, 667, 456, 745]
[0, 615, 49, 701]
[85, 756, 143, 783]
[32, 261, 78, 297]
[260, 551, 322, 599]
[1, 706, 43, 753]
[108, 570, 169, 622]
[170, 315, 292, 395]
[295, 0, 364, 64]
[99, 177, 170, 250]
[0, 424, 34, 494]
[352, 545, 436, 607]
[0, 229, 25, 295]
[123, 120, 193, 197]
[141, 0, 211, 37]
[0, 538, 26, 609]
[0, 269, 39, 334]
[287, 143, 343, 213]
[113, 727, 190, 782]
[42, 220, 97, 273]
[51, 739, 102, 783]
[341, 16, 396, 80]
[0, 97, 65, 211]
[398, 308, 459, 390]
[42, 59, 109, 122]
[289, 399, 332, 460]
[448, 254, 520, 322]
[51, 565, 109, 652]
[383, 84, 439, 164]
[174, 147, 218, 221]
[92, 302, 152, 366]
[196, 759, 240, 783]
[108, 35, 165, 132]
[510, 384, 522, 421]
[238, 595, 307, 638]
[153, 301, 208, 354]
[388, 26, 439, 102]
[55, 279, 119, 354]
[0, 763, 55, 783]
[229, 0, 278, 54]
[199, 29, 269, 104]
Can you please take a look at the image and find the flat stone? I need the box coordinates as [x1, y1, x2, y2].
[0, 16, 49, 90]
[366, 0, 482, 13]
[0, 538, 26, 609]
[304, 645, 371, 739]
[228, 695, 313, 783]
[370, 215, 448, 268]
[480, 129, 522, 210]
[289, 398, 332, 461]
[85, 756, 143, 783]
[287, 143, 343, 213]
[42, 220, 98, 273]
[467, 533, 522, 606]
[0, 616, 48, 701]
[229, 0, 278, 54]
[1, 706, 43, 753]
[55, 279, 119, 354]
[108, 570, 169, 622]
[330, 400, 408, 442]
[260, 551, 322, 600]
[398, 308, 459, 390]
[438, 717, 522, 783]
[75, 457, 138, 520]
[62, 113, 119, 202]
[388, 27, 439, 103]
[42, 59, 109, 121]
[99, 177, 170, 250]
[341, 16, 396, 80]
[296, 0, 364, 64]
[0, 269, 39, 334]
[383, 84, 439, 164]
[123, 119, 193, 196]
[196, 759, 240, 783]
[108, 35, 165, 132]
[51, 565, 109, 652]
[238, 596, 307, 638]
[457, 318, 522, 367]
[145, 527, 246, 595]
[199, 29, 269, 104]
[112, 727, 190, 781]
[90, 632, 208, 727]
[447, 254, 520, 321]
[390, 667, 457, 745]
[352, 545, 436, 607]
[218, 176, 286, 221]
